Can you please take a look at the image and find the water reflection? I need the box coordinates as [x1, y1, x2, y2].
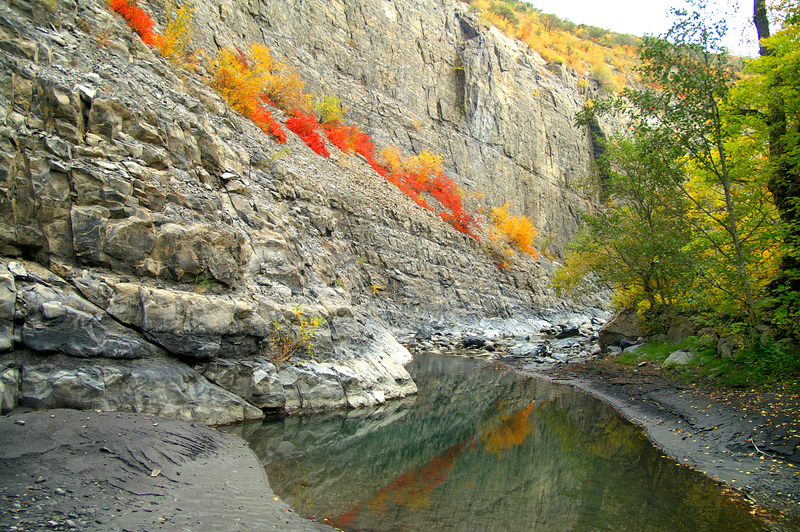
[224, 354, 773, 532]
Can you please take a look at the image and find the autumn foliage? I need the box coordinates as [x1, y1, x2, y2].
[107, 12, 530, 252]
[110, 0, 161, 47]
[286, 110, 329, 157]
[322, 123, 363, 154]
[158, 0, 195, 64]
[465, 0, 633, 91]
[487, 203, 538, 259]
[209, 45, 287, 143]
[378, 145, 480, 238]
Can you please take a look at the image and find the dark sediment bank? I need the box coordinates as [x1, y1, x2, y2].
[0, 409, 334, 532]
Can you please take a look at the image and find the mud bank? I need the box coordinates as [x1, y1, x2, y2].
[0, 409, 334, 532]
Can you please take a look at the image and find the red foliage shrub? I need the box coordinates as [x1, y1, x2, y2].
[110, 0, 161, 47]
[272, 108, 479, 240]
[286, 110, 329, 157]
[250, 104, 287, 143]
[354, 133, 383, 172]
[324, 122, 383, 172]
[427, 172, 479, 238]
[323, 123, 376, 159]
[322, 123, 351, 153]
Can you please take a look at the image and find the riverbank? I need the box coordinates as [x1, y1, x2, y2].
[522, 357, 800, 525]
[0, 409, 335, 532]
[3, 355, 799, 531]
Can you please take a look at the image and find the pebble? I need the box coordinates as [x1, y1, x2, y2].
[403, 318, 608, 368]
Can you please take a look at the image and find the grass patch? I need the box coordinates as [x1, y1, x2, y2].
[614, 338, 692, 365]
[611, 335, 800, 389]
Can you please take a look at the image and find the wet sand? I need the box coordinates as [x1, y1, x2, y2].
[0, 409, 334, 532]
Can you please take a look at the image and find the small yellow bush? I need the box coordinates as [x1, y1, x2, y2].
[379, 144, 403, 173]
[488, 203, 537, 258]
[209, 43, 312, 116]
[379, 146, 443, 182]
[158, 0, 195, 64]
[406, 150, 443, 183]
[248, 44, 311, 113]
[315, 94, 348, 124]
[210, 47, 265, 118]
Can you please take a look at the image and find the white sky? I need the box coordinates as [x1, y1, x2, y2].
[523, 0, 760, 56]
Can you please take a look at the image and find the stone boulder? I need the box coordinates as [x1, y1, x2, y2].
[667, 315, 695, 344]
[22, 301, 156, 359]
[664, 349, 698, 366]
[13, 352, 262, 425]
[199, 358, 287, 410]
[599, 308, 645, 351]
[0, 263, 16, 352]
[14, 263, 160, 359]
[0, 363, 21, 413]
[72, 272, 270, 360]
[199, 317, 418, 413]
[718, 335, 744, 361]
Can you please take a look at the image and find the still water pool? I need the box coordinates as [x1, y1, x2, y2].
[224, 353, 776, 531]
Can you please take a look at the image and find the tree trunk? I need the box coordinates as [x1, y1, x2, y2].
[755, 0, 800, 327]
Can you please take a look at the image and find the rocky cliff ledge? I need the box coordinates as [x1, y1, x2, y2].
[0, 0, 607, 424]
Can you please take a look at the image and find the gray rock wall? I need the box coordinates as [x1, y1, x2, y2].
[0, 0, 606, 423]
[192, 0, 603, 251]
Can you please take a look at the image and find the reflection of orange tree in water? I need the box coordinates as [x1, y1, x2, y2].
[481, 402, 535, 458]
[329, 441, 469, 528]
[327, 403, 535, 528]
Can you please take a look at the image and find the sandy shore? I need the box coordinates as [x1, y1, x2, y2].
[0, 409, 335, 532]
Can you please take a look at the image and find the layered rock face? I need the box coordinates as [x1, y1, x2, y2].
[195, 0, 603, 251]
[0, 0, 605, 423]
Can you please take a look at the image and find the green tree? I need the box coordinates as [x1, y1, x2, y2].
[576, 0, 777, 330]
[749, 0, 800, 338]
[553, 131, 693, 310]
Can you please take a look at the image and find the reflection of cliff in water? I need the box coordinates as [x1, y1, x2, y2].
[226, 354, 769, 532]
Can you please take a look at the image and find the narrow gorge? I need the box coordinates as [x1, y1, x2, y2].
[0, 0, 611, 424]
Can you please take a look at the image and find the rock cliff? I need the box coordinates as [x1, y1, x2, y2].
[0, 0, 607, 424]
[196, 0, 604, 250]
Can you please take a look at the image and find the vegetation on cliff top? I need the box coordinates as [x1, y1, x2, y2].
[463, 0, 639, 92]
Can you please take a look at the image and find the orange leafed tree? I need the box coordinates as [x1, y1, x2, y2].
[209, 45, 288, 142]
[489, 203, 538, 258]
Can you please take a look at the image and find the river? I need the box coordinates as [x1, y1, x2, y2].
[222, 353, 778, 531]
